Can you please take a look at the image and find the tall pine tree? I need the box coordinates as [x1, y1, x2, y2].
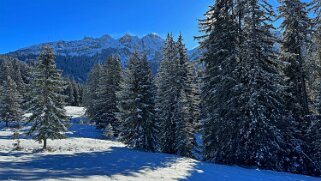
[27, 46, 69, 150]
[156, 33, 198, 156]
[84, 64, 102, 123]
[278, 0, 312, 117]
[198, 0, 317, 175]
[156, 34, 180, 154]
[197, 0, 244, 163]
[118, 51, 158, 151]
[94, 55, 122, 131]
[0, 75, 23, 128]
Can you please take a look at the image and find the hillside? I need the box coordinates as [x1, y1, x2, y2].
[4, 34, 202, 82]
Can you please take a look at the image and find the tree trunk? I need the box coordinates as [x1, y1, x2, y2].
[43, 138, 47, 150]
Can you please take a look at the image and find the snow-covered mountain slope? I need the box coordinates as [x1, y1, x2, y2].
[4, 33, 202, 82]
[0, 107, 319, 181]
[8, 33, 165, 58]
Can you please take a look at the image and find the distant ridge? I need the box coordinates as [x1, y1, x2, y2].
[4, 33, 202, 82]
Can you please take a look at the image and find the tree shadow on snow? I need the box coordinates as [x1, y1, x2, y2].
[65, 117, 105, 139]
[180, 161, 320, 181]
[0, 146, 179, 180]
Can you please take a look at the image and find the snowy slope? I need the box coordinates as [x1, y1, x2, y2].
[0, 107, 319, 181]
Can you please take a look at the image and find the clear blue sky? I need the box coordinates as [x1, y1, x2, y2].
[0, 0, 213, 53]
[0, 0, 310, 54]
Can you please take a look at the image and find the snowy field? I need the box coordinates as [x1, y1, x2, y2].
[0, 107, 320, 181]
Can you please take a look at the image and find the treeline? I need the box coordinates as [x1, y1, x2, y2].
[84, 34, 200, 157]
[83, 0, 321, 177]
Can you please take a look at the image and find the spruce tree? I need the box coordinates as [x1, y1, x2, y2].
[71, 80, 80, 106]
[0, 75, 23, 128]
[174, 89, 195, 157]
[84, 64, 102, 123]
[311, 0, 321, 113]
[156, 33, 198, 156]
[177, 34, 200, 130]
[65, 79, 74, 105]
[156, 33, 179, 154]
[27, 46, 69, 150]
[94, 56, 122, 131]
[306, 0, 321, 174]
[118, 52, 157, 151]
[175, 34, 199, 157]
[197, 0, 240, 163]
[198, 0, 317, 174]
[278, 0, 312, 117]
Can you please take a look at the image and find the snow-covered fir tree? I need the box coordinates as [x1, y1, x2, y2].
[118, 51, 158, 151]
[197, 0, 240, 163]
[94, 55, 122, 131]
[306, 0, 321, 174]
[177, 34, 200, 131]
[84, 64, 102, 123]
[305, 114, 321, 175]
[174, 89, 195, 157]
[65, 78, 75, 105]
[27, 46, 69, 150]
[156, 33, 198, 156]
[310, 0, 321, 113]
[278, 0, 312, 117]
[0, 75, 23, 127]
[156, 34, 180, 154]
[71, 80, 81, 106]
[198, 0, 318, 175]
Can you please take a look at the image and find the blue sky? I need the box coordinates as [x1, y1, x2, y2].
[0, 0, 310, 53]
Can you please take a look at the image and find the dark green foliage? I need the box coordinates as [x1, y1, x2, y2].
[0, 75, 23, 127]
[198, 0, 319, 176]
[92, 56, 122, 131]
[84, 64, 102, 123]
[27, 46, 69, 150]
[64, 77, 83, 106]
[156, 34, 198, 156]
[118, 51, 158, 151]
[278, 0, 312, 117]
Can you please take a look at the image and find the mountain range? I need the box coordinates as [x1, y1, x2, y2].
[3, 33, 202, 82]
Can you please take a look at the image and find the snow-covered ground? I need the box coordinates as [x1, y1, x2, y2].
[0, 107, 320, 181]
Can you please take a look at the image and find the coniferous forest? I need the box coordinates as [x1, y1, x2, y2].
[1, 0, 321, 180]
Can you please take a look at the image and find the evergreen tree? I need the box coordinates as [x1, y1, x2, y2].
[94, 56, 122, 131]
[311, 0, 321, 113]
[305, 115, 321, 175]
[177, 34, 200, 130]
[198, 0, 318, 175]
[27, 46, 69, 150]
[174, 89, 195, 157]
[197, 0, 240, 163]
[0, 75, 23, 127]
[71, 80, 80, 106]
[84, 64, 102, 123]
[156, 33, 198, 156]
[278, 0, 312, 117]
[156, 34, 179, 154]
[65, 79, 75, 105]
[118, 51, 157, 151]
[13, 67, 27, 100]
[78, 83, 83, 105]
